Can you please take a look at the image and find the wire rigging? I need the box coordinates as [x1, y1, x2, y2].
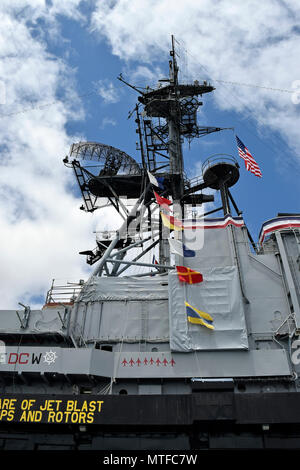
[183, 46, 298, 162]
[0, 70, 296, 119]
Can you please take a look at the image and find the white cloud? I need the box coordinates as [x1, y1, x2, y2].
[0, 3, 99, 309]
[0, 0, 86, 22]
[46, 0, 85, 21]
[127, 65, 163, 88]
[100, 117, 117, 128]
[95, 79, 120, 104]
[2, 0, 300, 310]
[91, 0, 300, 158]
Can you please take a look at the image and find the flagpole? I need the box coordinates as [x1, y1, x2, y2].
[168, 35, 184, 267]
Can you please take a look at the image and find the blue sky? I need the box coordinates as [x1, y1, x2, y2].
[0, 0, 299, 308]
[56, 8, 299, 237]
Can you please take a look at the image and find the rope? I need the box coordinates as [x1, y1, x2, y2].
[185, 48, 297, 162]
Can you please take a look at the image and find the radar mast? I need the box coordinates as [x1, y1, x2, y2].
[65, 36, 232, 276]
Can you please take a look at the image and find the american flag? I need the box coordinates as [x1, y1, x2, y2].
[235, 135, 262, 178]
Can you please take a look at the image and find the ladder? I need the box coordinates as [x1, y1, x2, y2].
[72, 160, 95, 212]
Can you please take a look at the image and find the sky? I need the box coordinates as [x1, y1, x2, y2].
[0, 0, 299, 309]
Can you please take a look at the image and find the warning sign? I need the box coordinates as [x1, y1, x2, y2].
[0, 395, 104, 424]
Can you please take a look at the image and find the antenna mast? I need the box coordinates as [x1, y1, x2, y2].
[66, 36, 233, 276]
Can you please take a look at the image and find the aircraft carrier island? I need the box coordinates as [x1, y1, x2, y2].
[0, 37, 300, 451]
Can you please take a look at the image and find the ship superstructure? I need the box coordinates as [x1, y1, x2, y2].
[0, 37, 300, 450]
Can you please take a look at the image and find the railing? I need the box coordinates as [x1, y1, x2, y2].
[80, 161, 143, 176]
[95, 230, 148, 242]
[45, 279, 85, 306]
[202, 154, 239, 174]
[186, 174, 204, 189]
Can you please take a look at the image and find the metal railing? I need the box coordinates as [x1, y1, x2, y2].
[202, 154, 239, 174]
[45, 279, 85, 305]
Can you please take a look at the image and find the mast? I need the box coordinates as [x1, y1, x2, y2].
[168, 35, 184, 194]
[66, 36, 232, 276]
[166, 36, 184, 265]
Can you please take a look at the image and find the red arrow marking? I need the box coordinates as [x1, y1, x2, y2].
[144, 358, 148, 365]
[121, 359, 127, 367]
[129, 358, 135, 366]
[149, 358, 154, 365]
[162, 358, 168, 366]
[136, 358, 141, 366]
[170, 358, 176, 367]
[156, 358, 161, 366]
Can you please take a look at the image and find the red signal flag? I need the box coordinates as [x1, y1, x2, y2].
[154, 191, 171, 210]
[176, 266, 203, 284]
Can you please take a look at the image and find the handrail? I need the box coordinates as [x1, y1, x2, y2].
[45, 280, 84, 305]
[202, 154, 238, 174]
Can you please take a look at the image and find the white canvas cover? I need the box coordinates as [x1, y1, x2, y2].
[75, 275, 170, 342]
[168, 266, 248, 351]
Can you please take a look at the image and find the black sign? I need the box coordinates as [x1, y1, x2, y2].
[0, 394, 104, 425]
[0, 392, 233, 426]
